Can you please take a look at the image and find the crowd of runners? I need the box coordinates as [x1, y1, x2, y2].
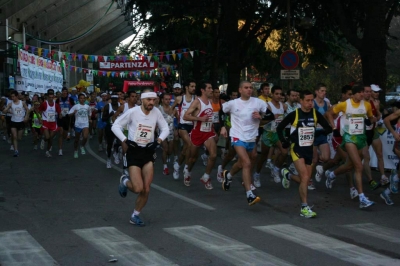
[1, 80, 399, 225]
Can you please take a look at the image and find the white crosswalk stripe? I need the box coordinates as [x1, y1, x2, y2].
[164, 225, 295, 266]
[0, 230, 57, 266]
[341, 223, 400, 243]
[73, 227, 176, 266]
[254, 224, 400, 266]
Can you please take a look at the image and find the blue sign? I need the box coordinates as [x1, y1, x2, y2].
[280, 50, 299, 70]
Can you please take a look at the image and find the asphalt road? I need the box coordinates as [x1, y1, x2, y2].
[1, 134, 400, 266]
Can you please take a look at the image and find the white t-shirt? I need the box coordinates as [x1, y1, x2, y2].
[111, 106, 170, 147]
[222, 97, 267, 142]
[68, 104, 90, 128]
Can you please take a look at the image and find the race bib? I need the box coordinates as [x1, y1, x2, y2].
[134, 124, 153, 145]
[15, 107, 24, 117]
[298, 127, 315, 147]
[47, 111, 56, 122]
[349, 117, 364, 135]
[200, 121, 212, 132]
[33, 118, 41, 127]
[212, 112, 219, 123]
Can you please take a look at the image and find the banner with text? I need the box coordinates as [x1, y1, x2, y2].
[99, 60, 157, 71]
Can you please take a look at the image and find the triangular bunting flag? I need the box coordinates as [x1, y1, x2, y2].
[58, 51, 63, 60]
[78, 54, 83, 61]
[177, 53, 182, 60]
[190, 51, 194, 57]
[183, 52, 189, 58]
[166, 54, 170, 61]
[94, 56, 98, 62]
[103, 56, 108, 62]
[38, 48, 43, 56]
[43, 49, 49, 58]
[109, 56, 114, 61]
[147, 56, 151, 62]
[98, 55, 103, 62]
[83, 55, 89, 61]
[24, 45, 29, 51]
[171, 50, 175, 54]
[31, 46, 35, 54]
[172, 54, 176, 60]
[107, 72, 111, 77]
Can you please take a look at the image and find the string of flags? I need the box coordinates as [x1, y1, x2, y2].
[16, 43, 203, 63]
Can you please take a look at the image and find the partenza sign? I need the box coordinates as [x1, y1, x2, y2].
[99, 60, 157, 71]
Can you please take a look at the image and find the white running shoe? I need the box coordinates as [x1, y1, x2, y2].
[272, 169, 281, 183]
[253, 173, 261, 188]
[217, 165, 223, 183]
[308, 181, 316, 190]
[40, 139, 45, 150]
[45, 151, 52, 157]
[183, 168, 191, 186]
[10, 145, 14, 151]
[201, 154, 208, 166]
[173, 162, 180, 180]
[59, 149, 63, 156]
[106, 158, 112, 168]
[265, 161, 273, 169]
[81, 147, 86, 155]
[114, 152, 120, 164]
[350, 188, 359, 199]
[118, 146, 123, 160]
[289, 162, 298, 175]
[49, 146, 52, 152]
[315, 165, 324, 182]
[200, 175, 213, 190]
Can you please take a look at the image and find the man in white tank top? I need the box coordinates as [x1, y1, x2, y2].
[182, 82, 216, 189]
[2, 90, 29, 157]
[172, 80, 196, 180]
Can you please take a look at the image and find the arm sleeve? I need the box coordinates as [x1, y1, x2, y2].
[156, 109, 170, 141]
[262, 108, 275, 121]
[332, 101, 346, 114]
[111, 110, 132, 142]
[276, 112, 295, 143]
[316, 111, 333, 135]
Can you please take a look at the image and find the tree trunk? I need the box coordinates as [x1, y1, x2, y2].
[226, 63, 242, 95]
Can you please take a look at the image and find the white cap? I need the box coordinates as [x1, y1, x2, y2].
[173, 83, 182, 89]
[71, 87, 77, 91]
[371, 84, 381, 92]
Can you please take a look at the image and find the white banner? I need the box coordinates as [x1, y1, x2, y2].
[35, 80, 45, 93]
[15, 76, 27, 91]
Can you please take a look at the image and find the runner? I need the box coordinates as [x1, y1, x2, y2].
[102, 93, 120, 168]
[171, 83, 183, 164]
[312, 83, 331, 189]
[95, 92, 109, 151]
[173, 80, 196, 181]
[68, 93, 91, 158]
[182, 82, 217, 189]
[55, 87, 75, 155]
[325, 83, 377, 208]
[220, 81, 267, 205]
[158, 93, 177, 176]
[88, 92, 98, 139]
[382, 101, 400, 205]
[278, 90, 332, 218]
[112, 89, 169, 226]
[2, 90, 29, 157]
[29, 101, 43, 150]
[38, 89, 62, 157]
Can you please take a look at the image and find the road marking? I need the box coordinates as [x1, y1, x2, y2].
[341, 223, 400, 243]
[86, 142, 215, 211]
[164, 225, 295, 266]
[73, 227, 176, 265]
[0, 230, 56, 265]
[254, 224, 400, 266]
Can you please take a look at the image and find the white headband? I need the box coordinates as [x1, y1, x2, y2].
[141, 92, 157, 99]
[111, 95, 119, 99]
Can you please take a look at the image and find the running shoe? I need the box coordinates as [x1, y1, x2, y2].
[265, 161, 273, 169]
[288, 162, 298, 175]
[49, 146, 52, 152]
[308, 180, 316, 190]
[200, 176, 213, 190]
[217, 165, 223, 183]
[183, 168, 191, 186]
[163, 168, 169, 175]
[40, 139, 45, 150]
[74, 151, 78, 158]
[81, 147, 86, 155]
[359, 197, 375, 209]
[380, 192, 394, 206]
[380, 176, 389, 186]
[315, 165, 324, 182]
[253, 173, 261, 188]
[13, 150, 19, 157]
[222, 170, 231, 191]
[10, 145, 14, 151]
[58, 149, 63, 156]
[118, 146, 123, 160]
[281, 168, 290, 189]
[300, 206, 317, 218]
[369, 180, 381, 191]
[106, 158, 112, 169]
[272, 169, 281, 183]
[201, 154, 208, 166]
[114, 152, 120, 164]
[247, 194, 261, 206]
[129, 215, 145, 227]
[119, 175, 129, 198]
[241, 182, 256, 191]
[231, 155, 238, 161]
[173, 162, 179, 180]
[389, 172, 398, 194]
[45, 151, 52, 158]
[33, 145, 38, 150]
[350, 188, 359, 199]
[325, 170, 335, 189]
